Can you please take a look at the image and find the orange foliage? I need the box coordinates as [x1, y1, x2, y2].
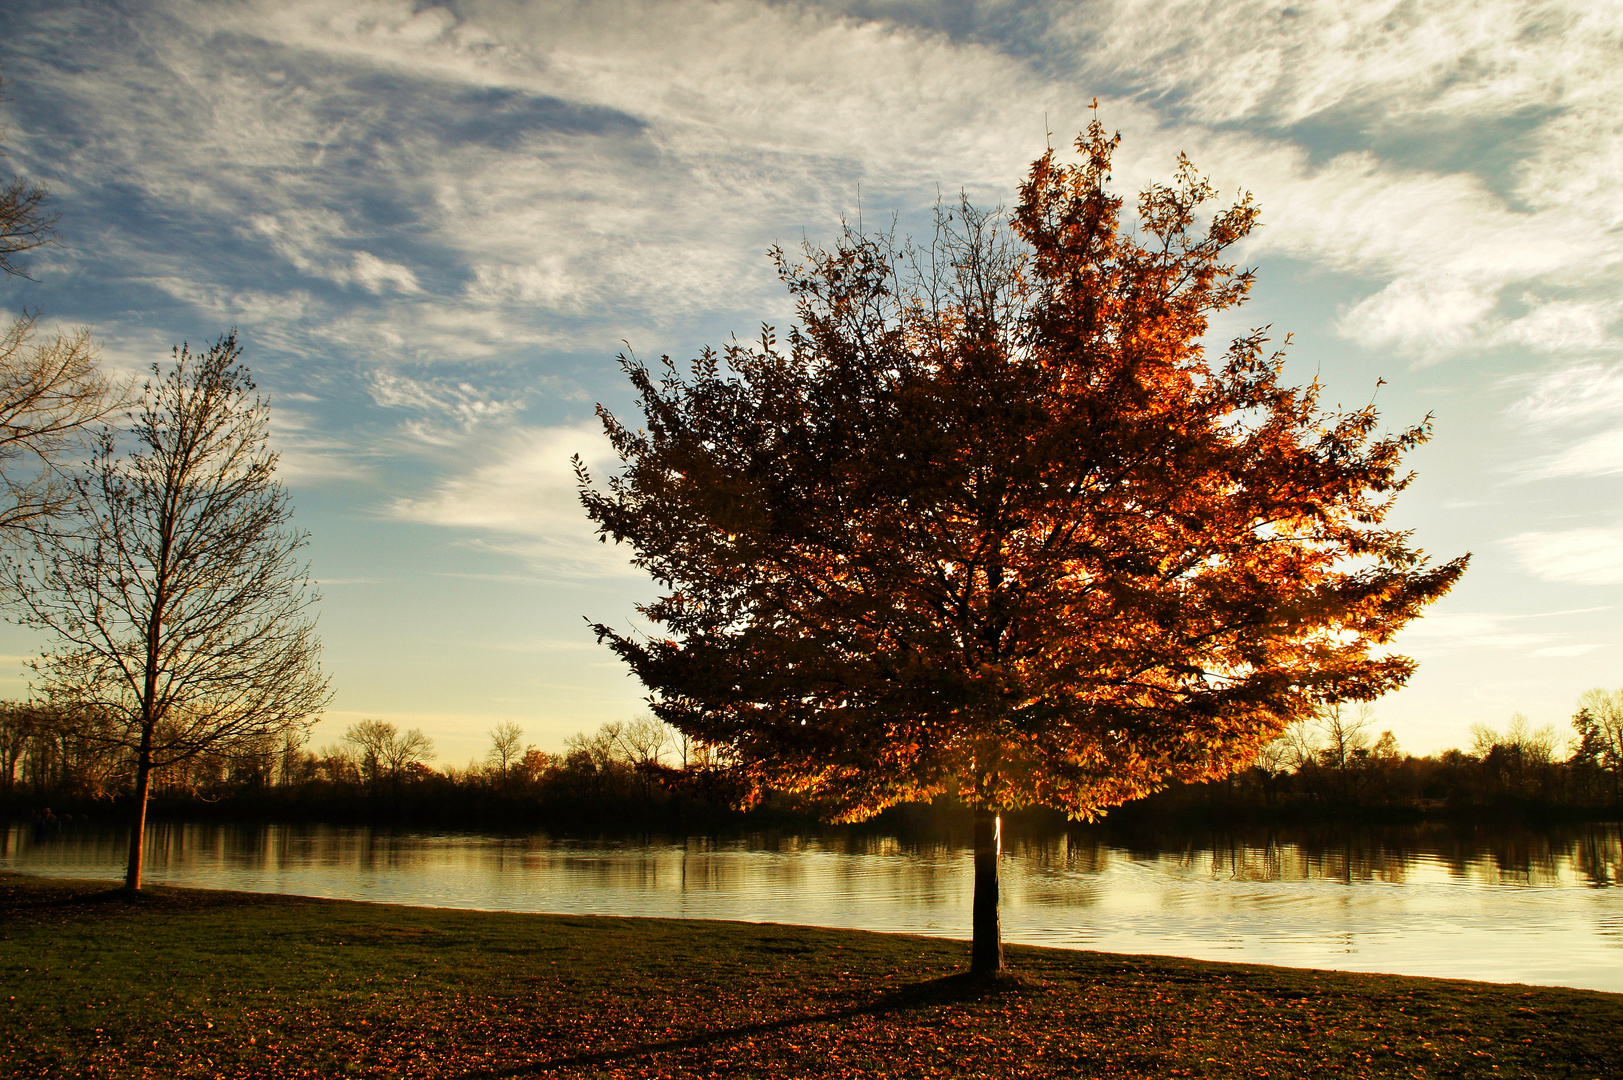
[580, 119, 1466, 823]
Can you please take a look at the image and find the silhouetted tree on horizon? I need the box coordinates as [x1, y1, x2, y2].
[343, 719, 436, 788]
[1572, 688, 1623, 804]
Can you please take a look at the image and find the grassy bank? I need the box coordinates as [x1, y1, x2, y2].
[1, 873, 1617, 1079]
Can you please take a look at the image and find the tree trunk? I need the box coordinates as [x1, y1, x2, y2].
[971, 807, 1002, 976]
[124, 743, 154, 891]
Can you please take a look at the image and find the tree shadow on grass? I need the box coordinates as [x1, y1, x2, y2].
[453, 970, 1032, 1078]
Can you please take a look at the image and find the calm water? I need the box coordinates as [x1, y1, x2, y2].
[4, 820, 1620, 992]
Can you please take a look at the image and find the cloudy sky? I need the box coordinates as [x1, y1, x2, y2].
[1, 0, 1620, 764]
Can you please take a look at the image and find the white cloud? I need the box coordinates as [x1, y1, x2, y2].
[1498, 300, 1622, 354]
[1341, 289, 1621, 365]
[158, 0, 1077, 338]
[1391, 603, 1614, 660]
[269, 408, 378, 484]
[346, 252, 421, 295]
[1041, 0, 1623, 361]
[274, 445, 374, 484]
[1390, 611, 1553, 658]
[1052, 0, 1623, 168]
[1254, 149, 1606, 280]
[12, 0, 1621, 373]
[1504, 358, 1623, 479]
[367, 370, 523, 443]
[14, 0, 1033, 379]
[1508, 363, 1623, 427]
[1530, 644, 1604, 658]
[1505, 528, 1623, 585]
[391, 421, 638, 578]
[1334, 277, 1496, 363]
[1518, 430, 1623, 481]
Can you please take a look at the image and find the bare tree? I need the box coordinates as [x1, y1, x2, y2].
[486, 720, 524, 782]
[276, 730, 308, 786]
[612, 717, 676, 799]
[1574, 688, 1623, 802]
[1370, 730, 1402, 763]
[613, 716, 674, 771]
[1250, 731, 1297, 776]
[343, 719, 434, 785]
[0, 701, 35, 796]
[315, 743, 361, 785]
[1469, 716, 1555, 762]
[14, 332, 330, 890]
[565, 721, 623, 774]
[1316, 702, 1375, 769]
[345, 721, 383, 782]
[1574, 690, 1622, 758]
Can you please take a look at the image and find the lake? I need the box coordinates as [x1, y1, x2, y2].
[4, 818, 1620, 992]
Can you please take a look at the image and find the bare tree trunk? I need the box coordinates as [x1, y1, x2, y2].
[971, 807, 1002, 976]
[125, 741, 153, 891]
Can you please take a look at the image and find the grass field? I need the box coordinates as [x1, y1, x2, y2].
[1, 872, 1618, 1078]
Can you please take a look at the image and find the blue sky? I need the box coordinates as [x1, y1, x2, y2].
[1, 0, 1620, 765]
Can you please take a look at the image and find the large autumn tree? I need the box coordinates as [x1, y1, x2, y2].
[579, 121, 1467, 975]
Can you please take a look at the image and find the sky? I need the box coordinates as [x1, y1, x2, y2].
[0, 0, 1620, 767]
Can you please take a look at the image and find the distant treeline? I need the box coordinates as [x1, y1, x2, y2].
[5, 695, 1622, 831]
[2, 711, 791, 830]
[1120, 697, 1623, 825]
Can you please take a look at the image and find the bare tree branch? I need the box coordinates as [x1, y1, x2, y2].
[0, 313, 127, 543]
[0, 174, 56, 280]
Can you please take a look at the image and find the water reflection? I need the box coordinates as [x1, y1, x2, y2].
[4, 819, 1619, 992]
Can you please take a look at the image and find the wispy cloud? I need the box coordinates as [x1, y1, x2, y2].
[1334, 277, 1496, 364]
[1392, 604, 1614, 658]
[6, 0, 1619, 378]
[1516, 430, 1623, 482]
[1503, 358, 1623, 480]
[391, 420, 638, 579]
[268, 407, 377, 485]
[1392, 611, 1554, 658]
[1038, 0, 1623, 363]
[367, 370, 524, 444]
[1530, 644, 1604, 658]
[1508, 361, 1623, 427]
[1340, 288, 1621, 366]
[1505, 528, 1623, 585]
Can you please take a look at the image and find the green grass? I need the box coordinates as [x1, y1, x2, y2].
[1, 872, 1617, 1078]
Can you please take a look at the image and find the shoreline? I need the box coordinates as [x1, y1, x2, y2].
[4, 872, 1619, 1078]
